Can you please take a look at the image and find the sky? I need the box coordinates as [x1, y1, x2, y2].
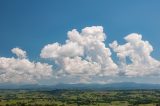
[1, 0, 160, 84]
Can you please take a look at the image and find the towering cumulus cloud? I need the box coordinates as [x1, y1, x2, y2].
[41, 26, 118, 80]
[41, 26, 160, 83]
[110, 33, 160, 77]
[0, 48, 53, 84]
[1, 26, 160, 84]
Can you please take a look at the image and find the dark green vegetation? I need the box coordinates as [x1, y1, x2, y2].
[0, 89, 160, 106]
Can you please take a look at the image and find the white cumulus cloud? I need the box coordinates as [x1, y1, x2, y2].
[0, 48, 53, 84]
[41, 26, 118, 79]
[110, 33, 160, 77]
[11, 47, 27, 59]
[2, 26, 160, 84]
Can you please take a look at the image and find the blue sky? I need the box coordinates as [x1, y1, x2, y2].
[1, 0, 160, 84]
[1, 0, 160, 59]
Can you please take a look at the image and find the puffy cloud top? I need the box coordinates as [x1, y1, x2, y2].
[110, 33, 160, 77]
[41, 42, 84, 59]
[11, 48, 27, 59]
[41, 26, 118, 78]
[0, 48, 53, 84]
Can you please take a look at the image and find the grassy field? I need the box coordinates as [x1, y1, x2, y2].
[0, 89, 160, 106]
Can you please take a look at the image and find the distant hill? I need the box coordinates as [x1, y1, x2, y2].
[51, 82, 160, 90]
[0, 82, 160, 90]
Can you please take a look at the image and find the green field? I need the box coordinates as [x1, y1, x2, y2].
[0, 89, 160, 106]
